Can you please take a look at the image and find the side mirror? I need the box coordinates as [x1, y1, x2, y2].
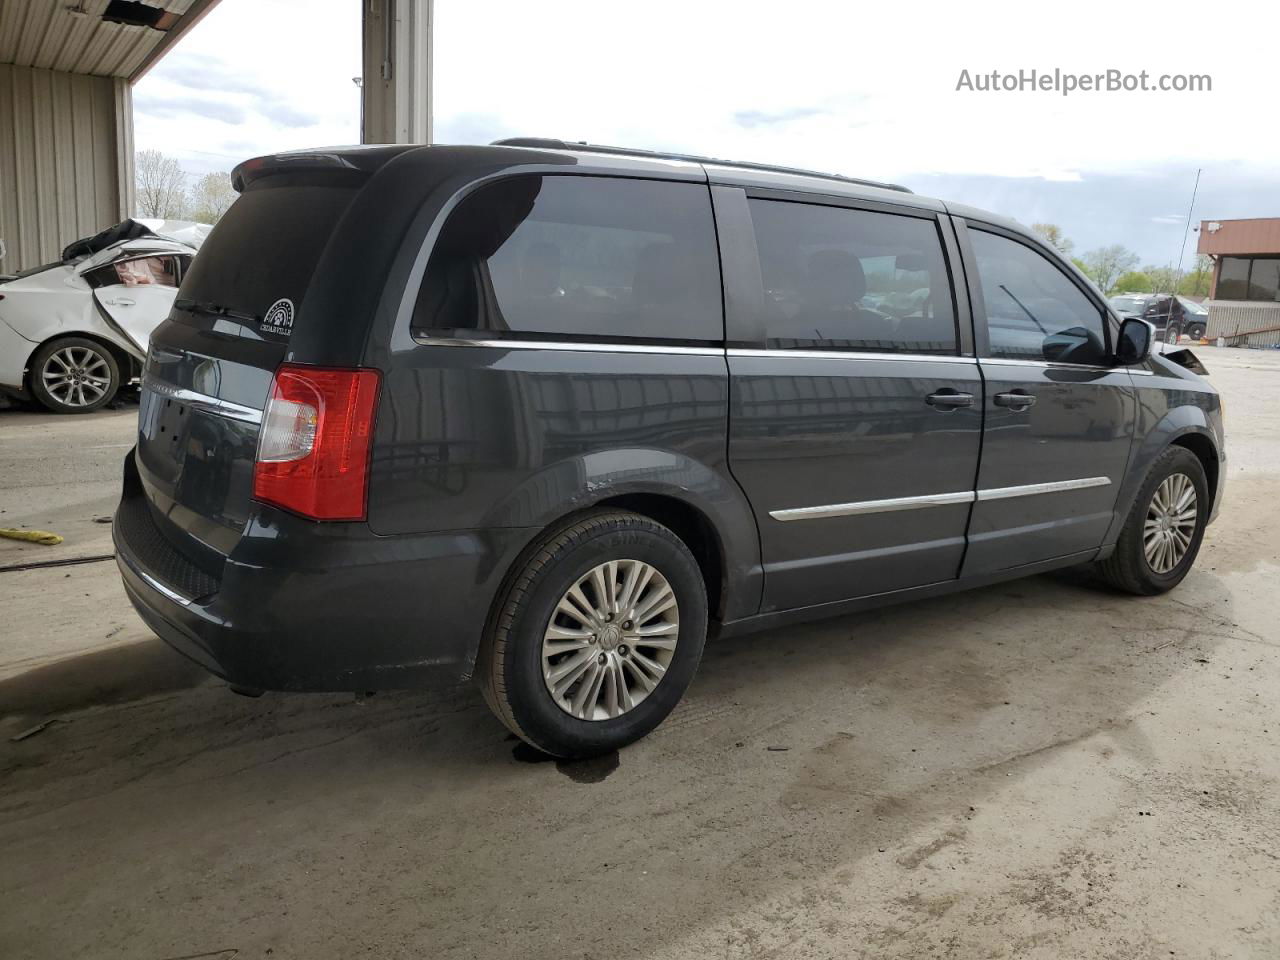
[1116, 317, 1154, 365]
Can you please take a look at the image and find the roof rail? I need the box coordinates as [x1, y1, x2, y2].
[491, 137, 912, 194]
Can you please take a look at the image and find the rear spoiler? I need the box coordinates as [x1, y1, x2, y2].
[232, 147, 416, 192]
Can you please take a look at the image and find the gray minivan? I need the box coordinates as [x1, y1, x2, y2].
[114, 139, 1224, 758]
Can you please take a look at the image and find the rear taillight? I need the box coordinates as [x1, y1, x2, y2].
[252, 364, 381, 521]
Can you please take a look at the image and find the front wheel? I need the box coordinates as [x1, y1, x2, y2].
[28, 336, 120, 413]
[1098, 446, 1208, 595]
[1186, 322, 1206, 341]
[478, 510, 708, 758]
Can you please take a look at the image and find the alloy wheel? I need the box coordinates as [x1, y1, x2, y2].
[41, 345, 112, 408]
[1144, 472, 1198, 574]
[541, 559, 679, 720]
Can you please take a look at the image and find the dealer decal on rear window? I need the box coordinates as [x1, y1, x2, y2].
[261, 298, 295, 337]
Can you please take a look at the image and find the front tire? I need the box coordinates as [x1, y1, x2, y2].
[478, 510, 708, 758]
[1098, 446, 1208, 595]
[28, 336, 120, 413]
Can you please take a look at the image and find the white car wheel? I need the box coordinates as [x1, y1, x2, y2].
[29, 337, 120, 414]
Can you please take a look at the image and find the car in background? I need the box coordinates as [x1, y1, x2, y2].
[0, 219, 209, 413]
[1108, 293, 1208, 344]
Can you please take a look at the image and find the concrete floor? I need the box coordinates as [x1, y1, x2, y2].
[2, 348, 1279, 960]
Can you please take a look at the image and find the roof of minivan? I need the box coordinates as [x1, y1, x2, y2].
[231, 142, 1033, 235]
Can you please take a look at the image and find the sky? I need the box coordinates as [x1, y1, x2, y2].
[134, 0, 1280, 268]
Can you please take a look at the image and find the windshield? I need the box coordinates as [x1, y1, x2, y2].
[1109, 296, 1147, 315]
[1176, 295, 1208, 316]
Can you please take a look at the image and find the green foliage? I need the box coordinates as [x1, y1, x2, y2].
[188, 171, 236, 224]
[1114, 271, 1152, 293]
[1082, 245, 1140, 295]
[1179, 254, 1213, 296]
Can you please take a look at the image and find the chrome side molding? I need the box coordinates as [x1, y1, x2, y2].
[770, 490, 975, 521]
[771, 476, 1112, 521]
[975, 476, 1111, 500]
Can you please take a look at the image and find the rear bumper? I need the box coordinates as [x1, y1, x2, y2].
[114, 455, 537, 692]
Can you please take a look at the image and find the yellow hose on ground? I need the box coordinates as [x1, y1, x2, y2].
[0, 528, 63, 545]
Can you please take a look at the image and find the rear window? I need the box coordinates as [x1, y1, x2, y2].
[412, 175, 722, 344]
[177, 180, 358, 325]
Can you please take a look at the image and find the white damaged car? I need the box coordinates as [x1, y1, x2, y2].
[0, 219, 209, 413]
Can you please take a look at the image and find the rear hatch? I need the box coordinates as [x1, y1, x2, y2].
[133, 170, 366, 577]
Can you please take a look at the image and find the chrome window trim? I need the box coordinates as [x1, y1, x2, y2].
[412, 336, 725, 357]
[728, 348, 977, 364]
[979, 357, 1117, 373]
[772, 476, 1112, 521]
[142, 377, 263, 425]
[976, 476, 1111, 501]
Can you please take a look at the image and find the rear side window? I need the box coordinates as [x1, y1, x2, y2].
[970, 229, 1107, 365]
[746, 199, 957, 354]
[412, 175, 722, 343]
[178, 181, 358, 324]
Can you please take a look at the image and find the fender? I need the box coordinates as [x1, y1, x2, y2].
[480, 446, 764, 622]
[1103, 403, 1220, 546]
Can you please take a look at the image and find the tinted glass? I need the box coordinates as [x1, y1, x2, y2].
[1217, 257, 1250, 300]
[747, 199, 956, 354]
[179, 181, 359, 324]
[1247, 258, 1280, 302]
[971, 229, 1107, 365]
[413, 176, 722, 343]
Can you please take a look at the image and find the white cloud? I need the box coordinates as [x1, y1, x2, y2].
[134, 0, 361, 175]
[135, 0, 1280, 262]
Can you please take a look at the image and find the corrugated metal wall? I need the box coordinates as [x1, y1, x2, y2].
[0, 62, 130, 273]
[1206, 302, 1280, 348]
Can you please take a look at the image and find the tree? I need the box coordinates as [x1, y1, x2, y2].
[1115, 271, 1152, 293]
[1179, 254, 1213, 296]
[135, 149, 189, 219]
[1032, 223, 1074, 255]
[1071, 257, 1094, 279]
[1144, 265, 1178, 295]
[188, 171, 236, 224]
[1081, 245, 1140, 295]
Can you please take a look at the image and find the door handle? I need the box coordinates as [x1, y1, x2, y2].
[926, 389, 975, 409]
[994, 390, 1036, 410]
[105, 298, 135, 307]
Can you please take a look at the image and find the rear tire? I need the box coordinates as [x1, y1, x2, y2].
[28, 336, 120, 414]
[1098, 446, 1208, 595]
[1164, 324, 1181, 345]
[478, 510, 708, 759]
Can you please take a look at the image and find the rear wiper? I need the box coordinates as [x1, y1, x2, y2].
[175, 298, 258, 324]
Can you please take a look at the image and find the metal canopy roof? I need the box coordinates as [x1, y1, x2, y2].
[0, 0, 219, 82]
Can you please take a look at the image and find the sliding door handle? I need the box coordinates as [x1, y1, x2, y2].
[994, 390, 1036, 410]
[926, 389, 975, 409]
